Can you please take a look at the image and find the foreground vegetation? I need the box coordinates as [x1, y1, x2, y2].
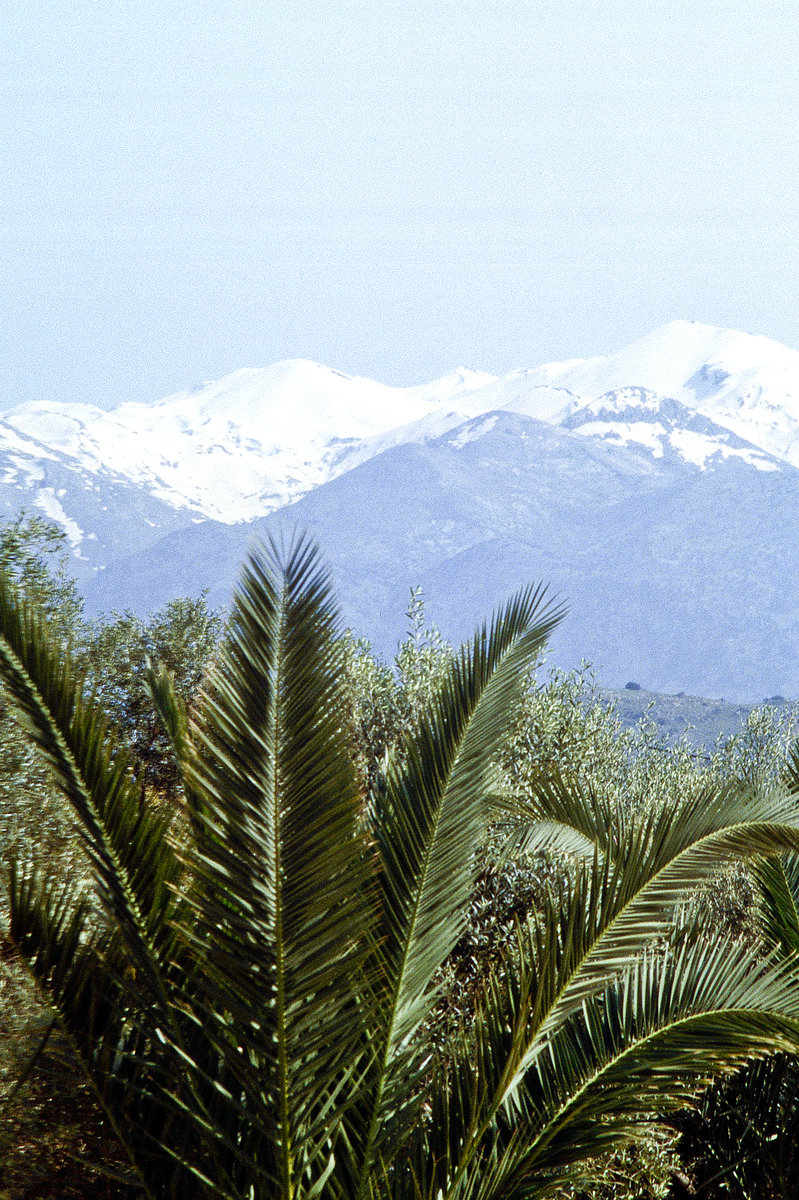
[1, 519, 799, 1195]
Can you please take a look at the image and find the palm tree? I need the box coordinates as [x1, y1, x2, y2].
[3, 534, 799, 1199]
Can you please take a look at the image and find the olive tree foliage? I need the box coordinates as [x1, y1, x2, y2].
[0, 514, 224, 871]
[83, 596, 224, 799]
[710, 701, 799, 788]
[0, 512, 84, 643]
[341, 585, 455, 793]
[0, 515, 87, 874]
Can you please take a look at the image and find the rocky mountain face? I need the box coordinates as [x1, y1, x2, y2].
[4, 319, 799, 701]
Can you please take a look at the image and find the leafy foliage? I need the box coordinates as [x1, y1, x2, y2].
[342, 584, 454, 795]
[0, 515, 88, 881]
[83, 595, 223, 798]
[0, 512, 85, 644]
[3, 536, 799, 1200]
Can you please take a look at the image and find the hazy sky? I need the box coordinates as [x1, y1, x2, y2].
[3, 1, 799, 409]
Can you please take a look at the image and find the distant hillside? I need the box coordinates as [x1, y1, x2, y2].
[603, 685, 795, 748]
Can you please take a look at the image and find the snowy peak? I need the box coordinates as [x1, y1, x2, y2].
[146, 361, 494, 441]
[534, 320, 799, 405]
[531, 321, 799, 467]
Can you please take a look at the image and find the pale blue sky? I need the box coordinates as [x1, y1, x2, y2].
[3, 1, 799, 408]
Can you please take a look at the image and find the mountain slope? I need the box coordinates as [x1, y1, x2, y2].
[83, 407, 799, 700]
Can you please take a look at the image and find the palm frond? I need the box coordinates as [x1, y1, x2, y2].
[376, 584, 565, 1051]
[676, 1051, 799, 1199]
[514, 774, 799, 1037]
[754, 852, 799, 957]
[10, 532, 799, 1200]
[492, 770, 619, 860]
[0, 571, 240, 1197]
[497, 944, 799, 1200]
[783, 740, 799, 795]
[0, 568, 183, 1004]
[341, 586, 565, 1195]
[176, 533, 372, 1196]
[413, 881, 799, 1200]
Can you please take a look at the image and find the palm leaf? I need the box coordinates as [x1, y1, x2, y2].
[507, 773, 799, 1041]
[0, 569, 183, 988]
[0, 571, 245, 1196]
[755, 852, 799, 957]
[678, 1052, 799, 1199]
[411, 869, 799, 1200]
[377, 584, 565, 1046]
[492, 941, 799, 1199]
[173, 534, 373, 1197]
[345, 585, 565, 1195]
[12, 531, 799, 1200]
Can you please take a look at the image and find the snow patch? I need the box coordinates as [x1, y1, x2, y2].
[7, 455, 45, 485]
[573, 421, 668, 457]
[448, 415, 499, 449]
[669, 430, 780, 471]
[34, 488, 85, 552]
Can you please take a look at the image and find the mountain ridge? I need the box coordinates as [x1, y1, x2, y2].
[6, 319, 799, 530]
[4, 318, 799, 700]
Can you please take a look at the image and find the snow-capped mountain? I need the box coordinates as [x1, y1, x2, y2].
[84, 405, 799, 701]
[562, 388, 781, 472]
[5, 318, 799, 699]
[4, 319, 798, 535]
[531, 319, 799, 465]
[0, 362, 498, 525]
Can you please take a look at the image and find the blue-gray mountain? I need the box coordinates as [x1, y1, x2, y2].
[5, 320, 799, 701]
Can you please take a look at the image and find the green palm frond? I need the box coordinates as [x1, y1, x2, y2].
[376, 584, 565, 1048]
[492, 770, 619, 860]
[0, 568, 183, 981]
[144, 658, 208, 833]
[145, 657, 189, 769]
[755, 852, 799, 957]
[7, 861, 123, 1063]
[342, 586, 565, 1193]
[403, 764, 799, 1200]
[676, 1051, 799, 1199]
[171, 534, 373, 1196]
[493, 941, 799, 1200]
[783, 741, 799, 795]
[0, 558, 288, 1195]
[506, 772, 799, 1038]
[411, 866, 799, 1200]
